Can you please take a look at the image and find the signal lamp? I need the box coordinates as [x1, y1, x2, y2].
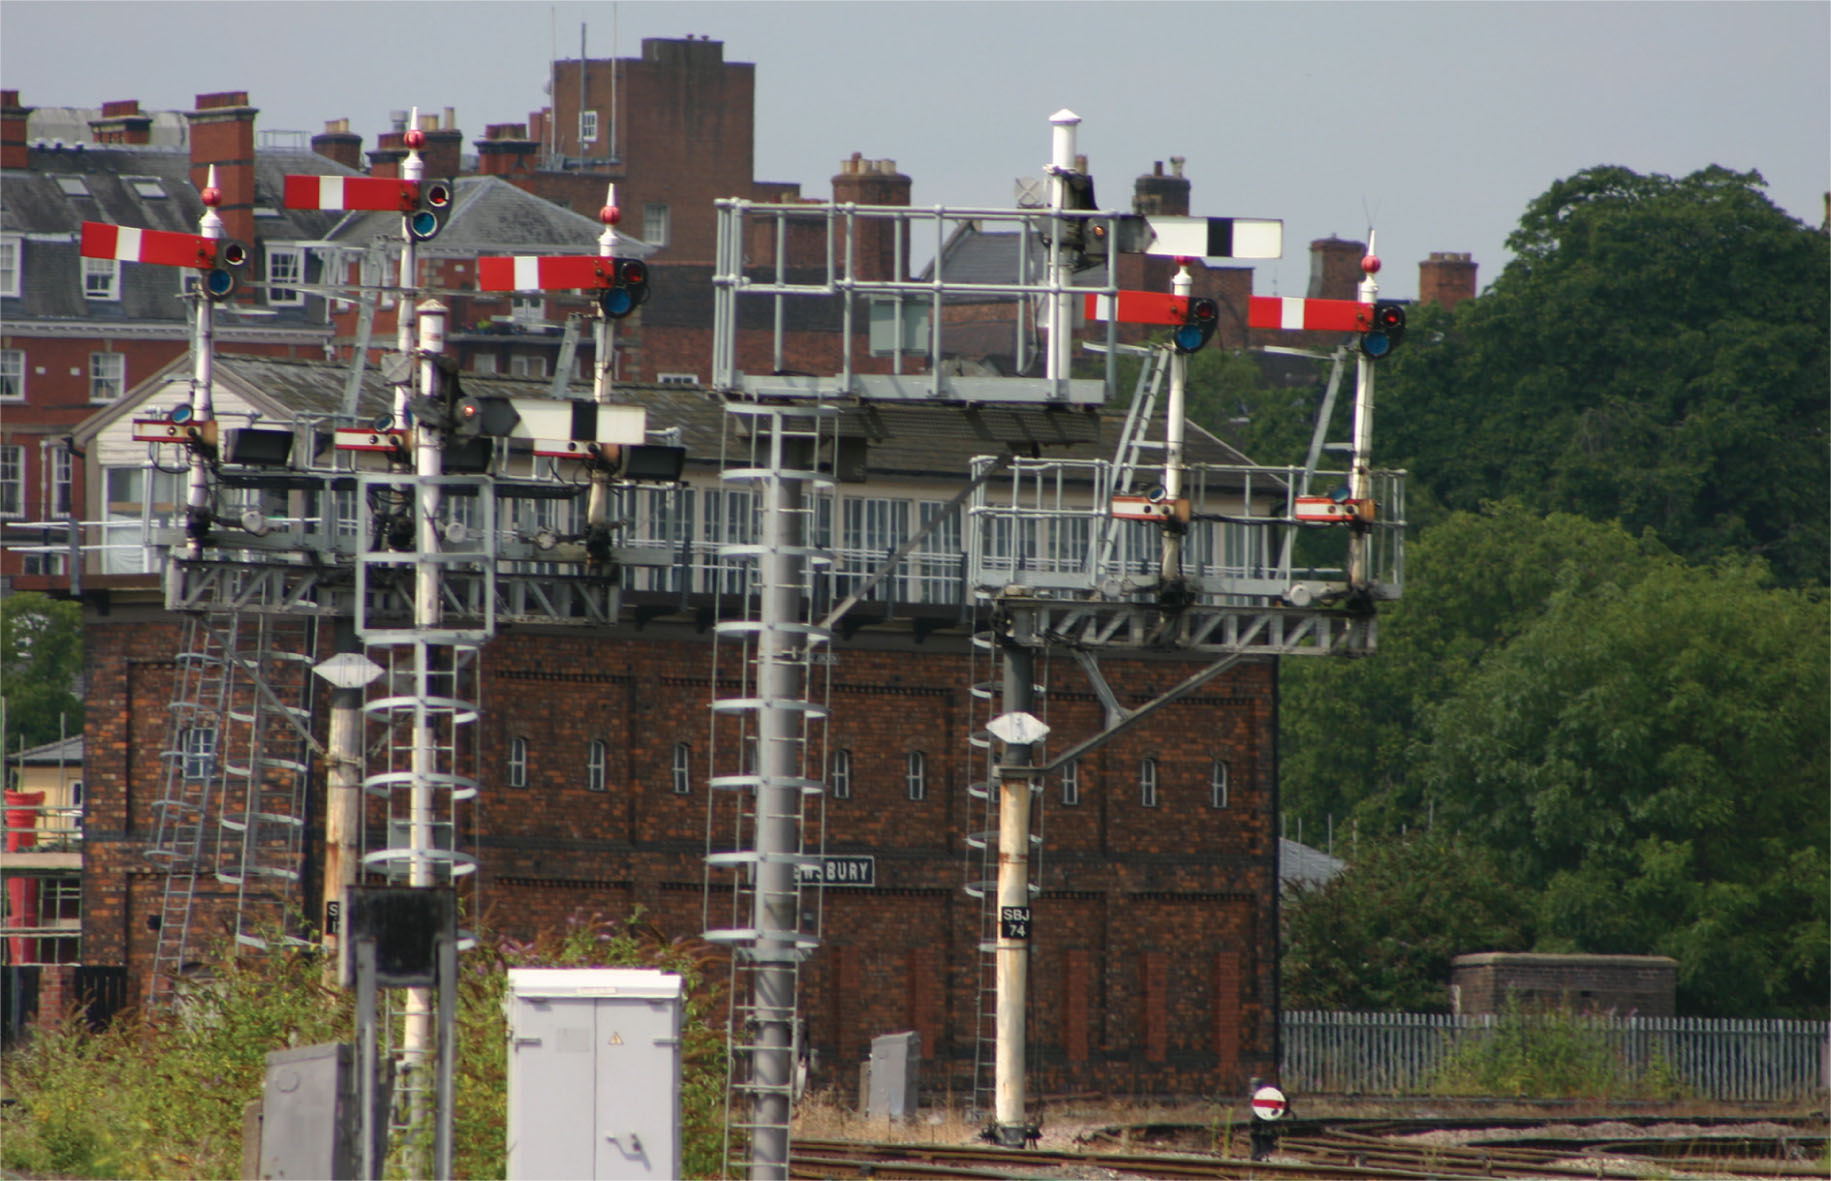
[201, 237, 250, 302]
[407, 179, 455, 242]
[203, 268, 237, 300]
[1173, 296, 1219, 354]
[1359, 300, 1407, 359]
[600, 257, 650, 320]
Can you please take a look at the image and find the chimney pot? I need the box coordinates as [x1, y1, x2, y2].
[1170, 156, 1185, 178]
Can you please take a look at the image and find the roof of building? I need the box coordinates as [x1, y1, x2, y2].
[321, 175, 651, 258]
[921, 220, 1111, 291]
[2, 142, 358, 325]
[1279, 837, 1347, 894]
[76, 351, 1260, 479]
[10, 735, 83, 766]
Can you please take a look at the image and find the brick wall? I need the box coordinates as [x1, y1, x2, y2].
[82, 610, 1281, 1097]
[1451, 953, 1678, 1017]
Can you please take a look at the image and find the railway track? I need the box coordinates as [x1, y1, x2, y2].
[793, 1114, 1830, 1180]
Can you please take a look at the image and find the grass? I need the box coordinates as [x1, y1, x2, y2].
[0, 910, 730, 1180]
[1426, 1000, 1689, 1102]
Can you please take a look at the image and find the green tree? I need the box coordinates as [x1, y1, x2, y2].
[1378, 165, 1829, 585]
[1282, 831, 1530, 1012]
[1, 591, 85, 756]
[1280, 503, 1676, 835]
[1422, 558, 1830, 1016]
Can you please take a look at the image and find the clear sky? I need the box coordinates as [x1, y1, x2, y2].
[4, 1, 1826, 300]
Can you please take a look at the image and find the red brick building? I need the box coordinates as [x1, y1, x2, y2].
[64, 356, 1286, 1099]
[0, 90, 356, 581]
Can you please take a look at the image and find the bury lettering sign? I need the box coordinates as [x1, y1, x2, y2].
[799, 855, 876, 888]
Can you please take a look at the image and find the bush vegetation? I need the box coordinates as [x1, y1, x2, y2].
[0, 911, 729, 1180]
[1427, 1000, 1686, 1101]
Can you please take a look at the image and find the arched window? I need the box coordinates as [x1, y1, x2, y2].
[1139, 757, 1159, 808]
[1060, 760, 1081, 806]
[1209, 758, 1230, 809]
[672, 742, 693, 795]
[507, 737, 528, 788]
[586, 740, 608, 792]
[829, 749, 852, 800]
[905, 751, 927, 801]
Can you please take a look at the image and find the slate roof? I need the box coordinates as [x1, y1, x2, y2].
[920, 220, 1111, 292]
[322, 175, 651, 258]
[3, 143, 358, 326]
[81, 352, 1258, 481]
[1279, 837, 1347, 895]
[11, 736, 83, 767]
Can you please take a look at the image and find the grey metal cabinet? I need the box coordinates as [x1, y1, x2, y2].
[504, 968, 684, 1180]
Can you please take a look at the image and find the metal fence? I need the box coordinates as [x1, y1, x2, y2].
[1282, 1010, 1830, 1101]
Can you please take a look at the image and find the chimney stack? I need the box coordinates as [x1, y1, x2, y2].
[90, 100, 153, 145]
[1, 91, 32, 171]
[186, 91, 258, 247]
[1308, 237, 1365, 301]
[1132, 157, 1191, 217]
[1418, 251, 1478, 309]
[368, 131, 408, 179]
[476, 123, 539, 179]
[831, 153, 912, 280]
[312, 118, 364, 171]
[417, 108, 463, 179]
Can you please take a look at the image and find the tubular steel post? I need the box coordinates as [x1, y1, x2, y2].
[589, 184, 620, 537]
[993, 624, 1037, 1147]
[187, 167, 223, 561]
[748, 425, 805, 1181]
[403, 297, 447, 1177]
[1349, 241, 1379, 594]
[393, 112, 424, 426]
[1045, 110, 1079, 388]
[321, 620, 363, 982]
[1160, 259, 1193, 584]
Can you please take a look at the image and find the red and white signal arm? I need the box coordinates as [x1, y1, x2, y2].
[283, 174, 424, 212]
[331, 427, 409, 454]
[1111, 494, 1188, 523]
[1295, 496, 1375, 524]
[1247, 296, 1374, 333]
[80, 222, 246, 270]
[1084, 290, 1192, 327]
[1251, 1085, 1287, 1121]
[475, 255, 620, 292]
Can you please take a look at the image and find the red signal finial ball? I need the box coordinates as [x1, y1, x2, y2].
[1361, 253, 1381, 275]
[404, 128, 426, 150]
[601, 204, 620, 226]
[201, 186, 222, 208]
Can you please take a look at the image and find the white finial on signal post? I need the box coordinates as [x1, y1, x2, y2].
[403, 107, 426, 180]
[599, 182, 622, 255]
[199, 164, 224, 238]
